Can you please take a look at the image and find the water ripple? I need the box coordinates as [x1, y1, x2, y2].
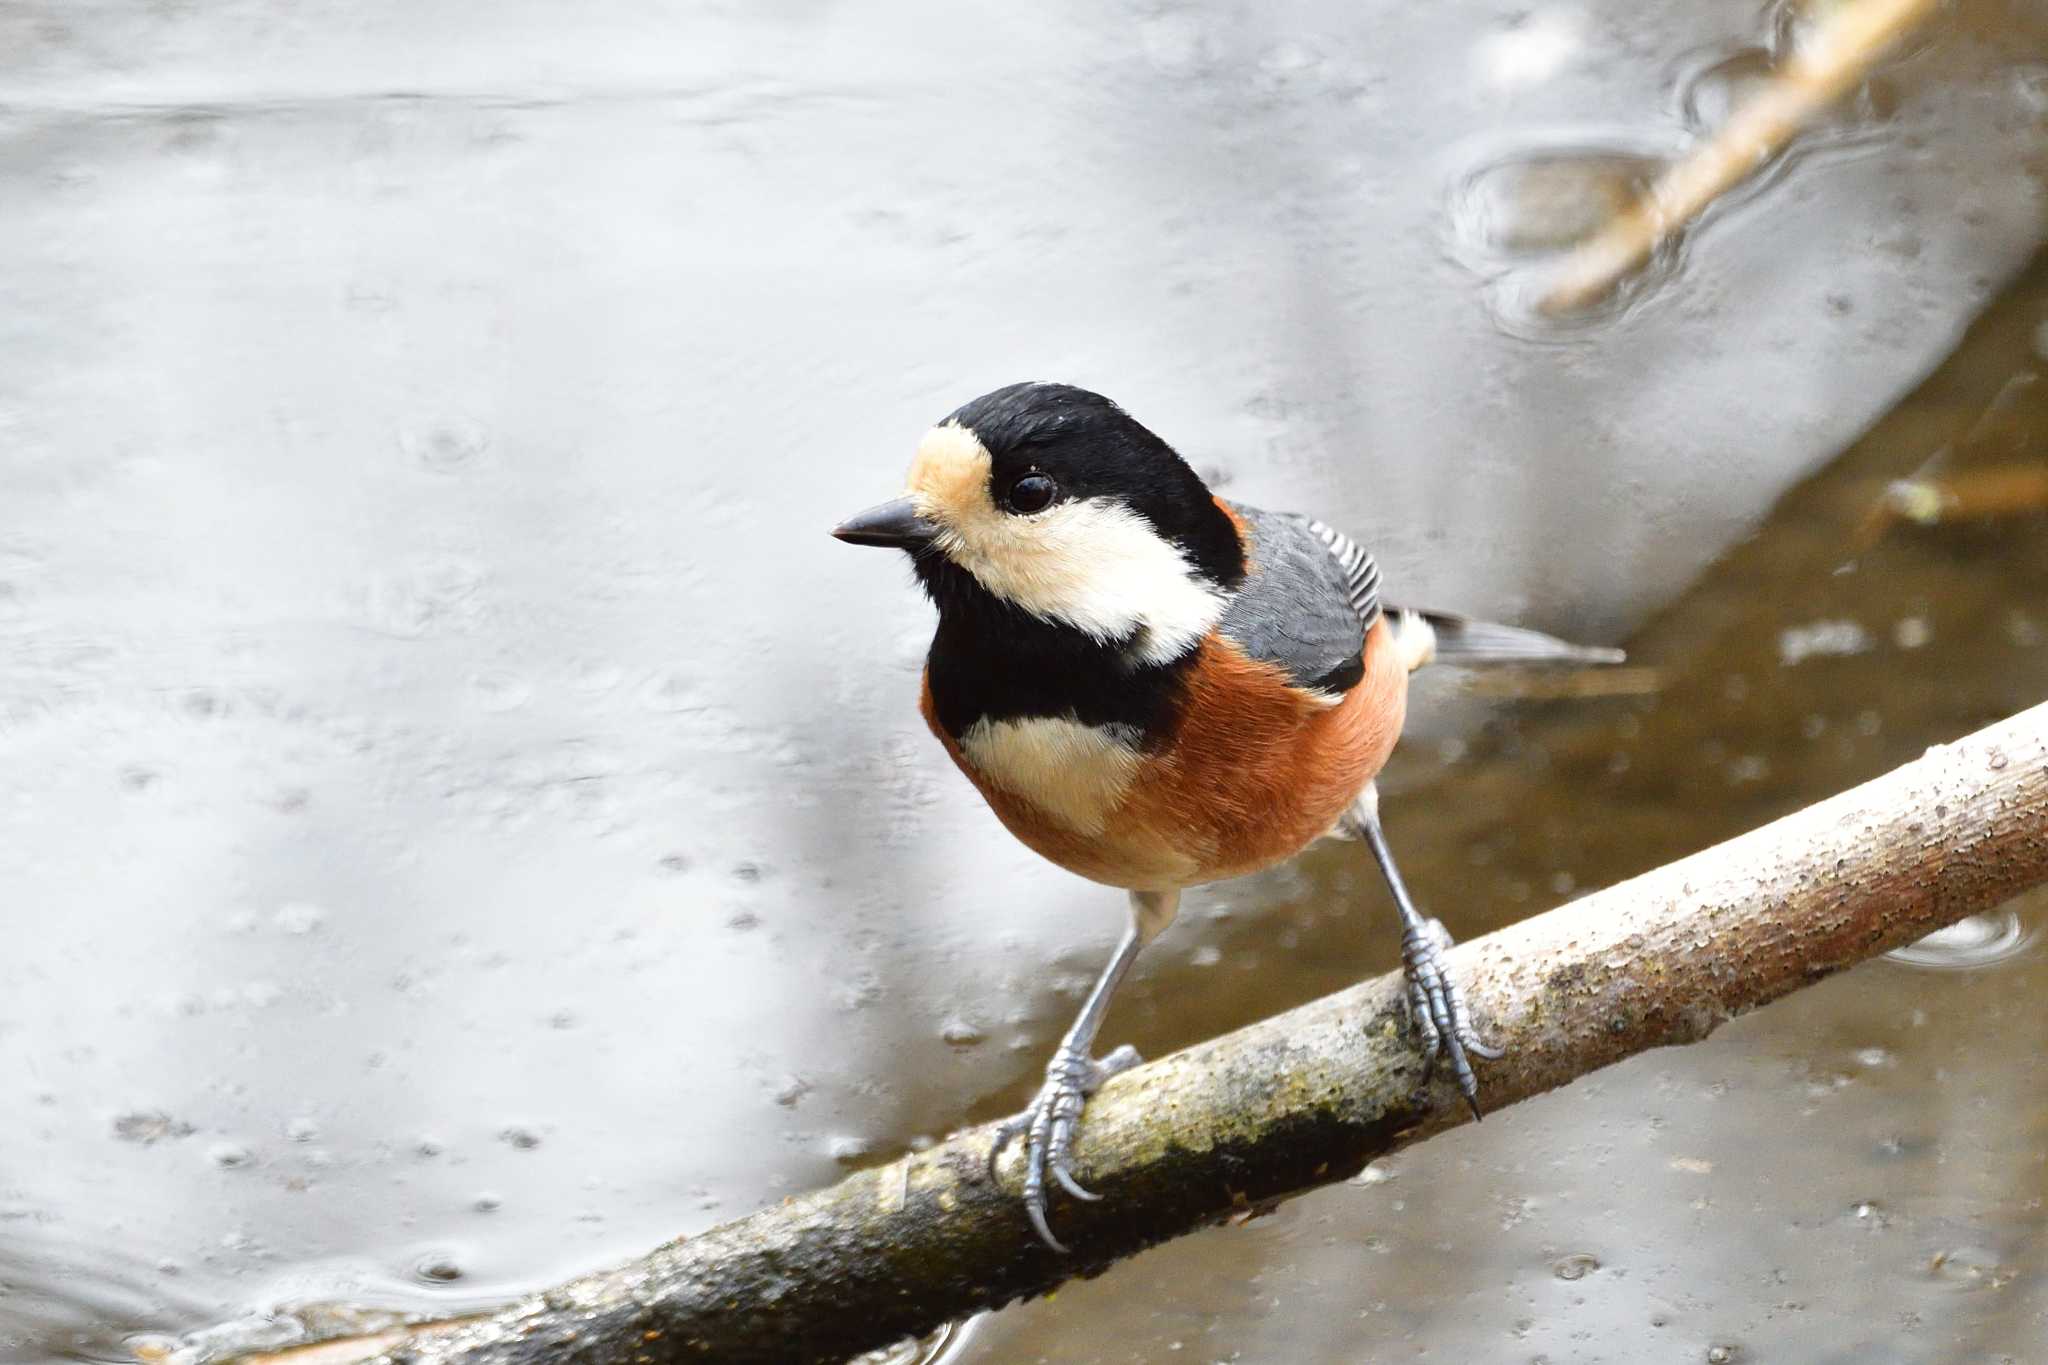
[1884, 910, 2039, 971]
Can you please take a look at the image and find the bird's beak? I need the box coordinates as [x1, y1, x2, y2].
[831, 496, 940, 550]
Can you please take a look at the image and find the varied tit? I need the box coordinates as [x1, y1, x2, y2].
[834, 382, 1622, 1251]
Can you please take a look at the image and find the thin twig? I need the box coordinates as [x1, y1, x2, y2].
[1539, 0, 1942, 315]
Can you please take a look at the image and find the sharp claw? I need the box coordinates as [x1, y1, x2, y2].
[987, 1043, 1134, 1251]
[1443, 1033, 1481, 1120]
[1398, 918, 1500, 1117]
[1026, 1198, 1068, 1253]
[1054, 1164, 1100, 1201]
[986, 1116, 1024, 1181]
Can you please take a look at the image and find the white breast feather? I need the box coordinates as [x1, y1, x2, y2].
[959, 716, 1142, 836]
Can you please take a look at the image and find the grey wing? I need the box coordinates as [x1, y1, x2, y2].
[1292, 515, 1382, 632]
[1277, 514, 1622, 669]
[1216, 504, 1369, 695]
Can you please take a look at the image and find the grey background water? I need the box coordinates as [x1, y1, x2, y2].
[2, 2, 2046, 1361]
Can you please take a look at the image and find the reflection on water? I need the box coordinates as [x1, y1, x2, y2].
[848, 1318, 978, 1365]
[1443, 137, 1686, 335]
[1885, 910, 2040, 971]
[1, 1, 2045, 1364]
[1447, 0, 1924, 339]
[1676, 44, 1782, 132]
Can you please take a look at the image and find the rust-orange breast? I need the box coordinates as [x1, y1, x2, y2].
[921, 616, 1407, 891]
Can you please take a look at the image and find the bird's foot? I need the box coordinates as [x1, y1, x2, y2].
[987, 1041, 1143, 1252]
[1401, 917, 1502, 1119]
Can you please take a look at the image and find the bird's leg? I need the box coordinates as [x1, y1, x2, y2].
[1340, 786, 1501, 1118]
[989, 888, 1177, 1252]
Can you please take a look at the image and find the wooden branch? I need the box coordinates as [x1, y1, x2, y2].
[219, 699, 2048, 1365]
[1538, 0, 1940, 314]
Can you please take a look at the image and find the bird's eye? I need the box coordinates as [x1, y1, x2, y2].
[1004, 472, 1059, 515]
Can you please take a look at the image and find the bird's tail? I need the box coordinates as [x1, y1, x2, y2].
[1393, 608, 1625, 668]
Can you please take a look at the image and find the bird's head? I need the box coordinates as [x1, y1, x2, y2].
[833, 383, 1244, 663]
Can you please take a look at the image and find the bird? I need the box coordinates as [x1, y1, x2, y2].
[832, 382, 1622, 1251]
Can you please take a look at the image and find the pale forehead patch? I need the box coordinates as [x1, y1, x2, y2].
[905, 422, 993, 521]
[904, 422, 1224, 666]
[959, 715, 1141, 837]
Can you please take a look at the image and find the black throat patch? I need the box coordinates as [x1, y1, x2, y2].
[916, 555, 1197, 744]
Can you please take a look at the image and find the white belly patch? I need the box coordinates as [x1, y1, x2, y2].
[959, 715, 1142, 837]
